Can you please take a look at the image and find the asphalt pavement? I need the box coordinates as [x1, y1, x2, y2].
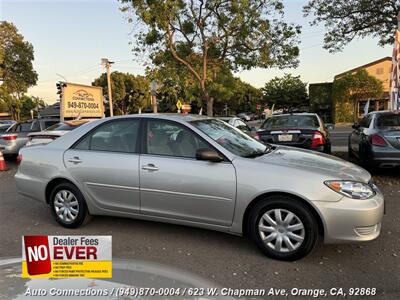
[1, 158, 399, 298]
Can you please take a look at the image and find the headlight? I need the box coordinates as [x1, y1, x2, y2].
[324, 180, 375, 199]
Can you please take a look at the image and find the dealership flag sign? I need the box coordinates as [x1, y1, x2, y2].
[389, 29, 400, 111]
[22, 236, 112, 278]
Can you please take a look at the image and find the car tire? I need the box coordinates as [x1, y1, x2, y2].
[49, 182, 91, 228]
[248, 195, 319, 261]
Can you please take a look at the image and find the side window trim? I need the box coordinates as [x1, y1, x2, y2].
[141, 118, 229, 162]
[71, 118, 142, 154]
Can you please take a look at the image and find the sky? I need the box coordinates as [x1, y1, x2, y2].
[0, 0, 393, 104]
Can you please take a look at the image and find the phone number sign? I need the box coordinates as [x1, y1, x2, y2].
[61, 83, 104, 119]
[22, 235, 112, 278]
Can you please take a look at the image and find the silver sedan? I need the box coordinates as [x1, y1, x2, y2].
[15, 114, 384, 260]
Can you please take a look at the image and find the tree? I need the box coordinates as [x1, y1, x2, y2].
[262, 74, 308, 109]
[120, 0, 301, 116]
[19, 95, 46, 119]
[304, 0, 400, 52]
[332, 70, 383, 123]
[92, 72, 151, 115]
[0, 21, 38, 120]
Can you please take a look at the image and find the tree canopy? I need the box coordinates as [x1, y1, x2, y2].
[0, 21, 38, 120]
[261, 74, 308, 109]
[92, 72, 151, 115]
[120, 0, 301, 116]
[304, 0, 400, 52]
[332, 69, 383, 122]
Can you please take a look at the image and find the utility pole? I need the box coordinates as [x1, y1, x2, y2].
[101, 58, 114, 117]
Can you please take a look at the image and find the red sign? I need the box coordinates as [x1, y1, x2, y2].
[23, 236, 52, 275]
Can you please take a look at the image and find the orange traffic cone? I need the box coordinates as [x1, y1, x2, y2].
[0, 150, 8, 171]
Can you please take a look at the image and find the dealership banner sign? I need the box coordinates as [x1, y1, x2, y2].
[22, 235, 112, 278]
[61, 83, 104, 119]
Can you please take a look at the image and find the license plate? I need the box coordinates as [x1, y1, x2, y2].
[278, 134, 293, 142]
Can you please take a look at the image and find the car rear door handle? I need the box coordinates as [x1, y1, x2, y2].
[141, 164, 159, 171]
[68, 157, 82, 164]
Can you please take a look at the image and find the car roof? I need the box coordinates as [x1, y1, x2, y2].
[368, 110, 400, 116]
[269, 113, 317, 117]
[100, 113, 214, 123]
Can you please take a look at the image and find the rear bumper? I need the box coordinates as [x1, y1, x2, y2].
[0, 143, 19, 155]
[314, 192, 384, 244]
[15, 171, 47, 203]
[370, 146, 400, 167]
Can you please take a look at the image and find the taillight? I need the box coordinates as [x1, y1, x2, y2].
[16, 153, 22, 165]
[311, 131, 325, 148]
[2, 134, 17, 141]
[370, 134, 387, 147]
[254, 133, 260, 140]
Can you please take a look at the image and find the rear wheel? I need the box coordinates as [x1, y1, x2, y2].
[49, 182, 91, 228]
[248, 195, 319, 261]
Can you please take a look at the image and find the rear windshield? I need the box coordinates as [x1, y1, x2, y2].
[261, 115, 319, 130]
[45, 122, 83, 131]
[377, 114, 400, 129]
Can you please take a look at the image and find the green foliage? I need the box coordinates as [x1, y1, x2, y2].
[92, 72, 151, 115]
[262, 74, 308, 109]
[304, 0, 400, 52]
[0, 21, 38, 120]
[147, 61, 262, 115]
[309, 82, 333, 112]
[332, 70, 383, 123]
[120, 0, 300, 115]
[19, 95, 46, 119]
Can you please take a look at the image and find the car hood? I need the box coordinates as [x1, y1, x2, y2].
[256, 146, 371, 183]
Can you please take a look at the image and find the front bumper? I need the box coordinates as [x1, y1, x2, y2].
[314, 191, 384, 244]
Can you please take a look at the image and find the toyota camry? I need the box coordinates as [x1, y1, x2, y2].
[15, 114, 384, 260]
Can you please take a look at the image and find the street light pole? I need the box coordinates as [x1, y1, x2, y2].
[101, 58, 114, 117]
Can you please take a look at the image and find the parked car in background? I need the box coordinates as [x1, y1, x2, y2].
[0, 118, 59, 157]
[348, 111, 400, 168]
[0, 120, 16, 133]
[16, 114, 383, 261]
[217, 116, 256, 137]
[26, 120, 90, 147]
[237, 112, 252, 122]
[256, 113, 332, 153]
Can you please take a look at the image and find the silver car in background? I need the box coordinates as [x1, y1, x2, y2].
[349, 110, 400, 168]
[16, 114, 384, 260]
[0, 118, 59, 157]
[26, 120, 90, 147]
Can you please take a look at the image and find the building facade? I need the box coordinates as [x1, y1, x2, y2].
[310, 57, 391, 123]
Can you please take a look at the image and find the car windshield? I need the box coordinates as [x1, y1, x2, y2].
[261, 115, 319, 130]
[45, 122, 84, 131]
[377, 114, 400, 129]
[191, 119, 269, 158]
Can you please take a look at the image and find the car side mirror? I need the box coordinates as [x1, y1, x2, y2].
[352, 123, 360, 129]
[325, 124, 335, 131]
[196, 149, 223, 162]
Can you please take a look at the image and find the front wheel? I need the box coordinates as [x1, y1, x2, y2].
[50, 182, 91, 228]
[248, 196, 319, 261]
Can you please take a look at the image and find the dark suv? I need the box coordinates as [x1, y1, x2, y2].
[256, 113, 332, 153]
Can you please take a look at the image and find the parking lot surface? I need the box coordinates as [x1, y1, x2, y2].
[1, 158, 399, 298]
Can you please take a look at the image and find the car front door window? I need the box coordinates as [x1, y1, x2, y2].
[145, 120, 211, 158]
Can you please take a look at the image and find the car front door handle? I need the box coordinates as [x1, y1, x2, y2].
[141, 164, 159, 171]
[68, 157, 82, 164]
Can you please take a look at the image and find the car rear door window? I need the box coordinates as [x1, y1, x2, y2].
[377, 114, 400, 129]
[145, 119, 211, 158]
[74, 119, 139, 153]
